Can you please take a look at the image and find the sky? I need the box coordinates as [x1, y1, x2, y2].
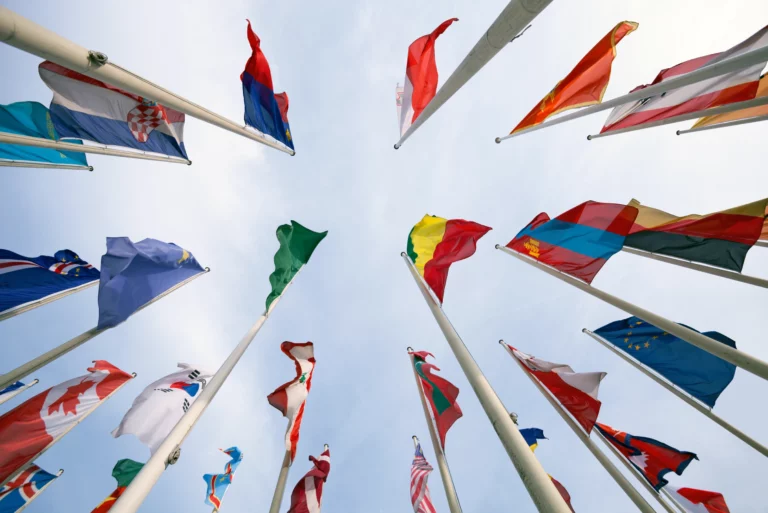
[1, 0, 768, 512]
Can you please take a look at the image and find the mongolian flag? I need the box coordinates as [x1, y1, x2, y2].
[287, 447, 331, 513]
[506, 201, 638, 284]
[410, 351, 462, 448]
[667, 487, 731, 513]
[91, 459, 144, 513]
[0, 464, 59, 513]
[511, 21, 638, 133]
[691, 74, 768, 129]
[203, 447, 243, 510]
[407, 214, 491, 303]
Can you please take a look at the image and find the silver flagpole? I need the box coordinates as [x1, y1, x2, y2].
[400, 253, 572, 513]
[407, 348, 463, 513]
[0, 160, 93, 171]
[15, 469, 64, 513]
[501, 342, 657, 513]
[582, 329, 768, 458]
[0, 280, 98, 324]
[676, 113, 768, 135]
[0, 7, 294, 156]
[495, 245, 768, 382]
[0, 268, 210, 391]
[660, 488, 690, 513]
[756, 241, 768, 249]
[0, 378, 39, 406]
[267, 451, 292, 513]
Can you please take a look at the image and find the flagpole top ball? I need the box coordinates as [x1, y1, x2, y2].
[495, 244, 501, 249]
[495, 137, 501, 143]
[676, 130, 682, 135]
[204, 267, 211, 272]
[88, 166, 94, 172]
[394, 144, 400, 150]
[400, 252, 407, 257]
[498, 339, 505, 345]
[586, 135, 593, 141]
[407, 346, 414, 352]
[581, 328, 588, 333]
[187, 160, 192, 166]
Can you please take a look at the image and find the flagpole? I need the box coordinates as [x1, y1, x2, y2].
[0, 280, 98, 323]
[754, 240, 768, 249]
[0, 378, 38, 406]
[0, 267, 210, 391]
[400, 253, 572, 513]
[495, 245, 768, 382]
[501, 342, 657, 512]
[407, 348, 463, 513]
[495, 46, 768, 143]
[14, 469, 64, 513]
[268, 451, 292, 513]
[0, 160, 93, 171]
[393, 0, 553, 149]
[659, 488, 690, 513]
[676, 113, 768, 135]
[582, 329, 768, 458]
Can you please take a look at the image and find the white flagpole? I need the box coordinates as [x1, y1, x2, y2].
[660, 488, 690, 513]
[407, 348, 463, 513]
[676, 113, 768, 135]
[15, 469, 64, 513]
[496, 46, 768, 143]
[0, 280, 98, 323]
[0, 7, 294, 156]
[400, 253, 572, 513]
[495, 245, 768, 382]
[268, 451, 292, 513]
[501, 342, 657, 513]
[582, 329, 768, 458]
[393, 0, 553, 149]
[0, 378, 39, 406]
[0, 159, 93, 171]
[0, 268, 210, 391]
[756, 240, 768, 248]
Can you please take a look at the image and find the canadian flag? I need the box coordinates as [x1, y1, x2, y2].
[287, 448, 331, 513]
[0, 361, 133, 484]
[667, 487, 731, 513]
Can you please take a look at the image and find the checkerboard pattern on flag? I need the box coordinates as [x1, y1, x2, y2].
[126, 103, 169, 143]
[287, 448, 331, 513]
[0, 464, 59, 513]
[410, 443, 436, 513]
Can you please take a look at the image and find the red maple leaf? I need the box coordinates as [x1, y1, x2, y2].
[48, 378, 95, 416]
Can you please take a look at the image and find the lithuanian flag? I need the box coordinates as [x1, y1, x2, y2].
[407, 215, 491, 303]
[626, 198, 768, 272]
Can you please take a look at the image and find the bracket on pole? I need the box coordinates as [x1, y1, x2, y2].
[87, 50, 108, 67]
[166, 447, 181, 466]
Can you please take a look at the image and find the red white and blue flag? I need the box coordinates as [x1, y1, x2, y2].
[410, 443, 436, 513]
[0, 464, 59, 513]
[667, 487, 731, 513]
[287, 448, 331, 513]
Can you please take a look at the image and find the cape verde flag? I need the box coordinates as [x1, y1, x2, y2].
[0, 464, 59, 513]
[38, 62, 188, 159]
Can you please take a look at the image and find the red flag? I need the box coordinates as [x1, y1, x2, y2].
[287, 448, 331, 513]
[410, 351, 462, 448]
[667, 487, 730, 513]
[550, 477, 576, 513]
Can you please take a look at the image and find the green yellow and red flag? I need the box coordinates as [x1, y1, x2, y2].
[91, 459, 144, 513]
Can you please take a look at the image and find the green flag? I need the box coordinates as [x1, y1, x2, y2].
[91, 459, 144, 513]
[266, 221, 327, 310]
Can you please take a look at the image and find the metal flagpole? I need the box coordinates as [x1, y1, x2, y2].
[582, 329, 768, 458]
[0, 280, 98, 324]
[15, 469, 64, 513]
[660, 488, 690, 513]
[496, 45, 768, 143]
[0, 268, 210, 391]
[400, 253, 572, 513]
[407, 348, 463, 513]
[0, 378, 39, 406]
[393, 0, 553, 149]
[0, 160, 93, 171]
[495, 245, 768, 382]
[268, 451, 292, 513]
[0, 7, 294, 156]
[501, 342, 657, 513]
[756, 241, 768, 248]
[676, 113, 768, 135]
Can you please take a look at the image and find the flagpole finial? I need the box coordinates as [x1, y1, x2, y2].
[57, 469, 64, 476]
[676, 130, 682, 135]
[400, 252, 407, 257]
[407, 346, 414, 352]
[131, 372, 137, 377]
[587, 135, 593, 141]
[495, 137, 501, 143]
[204, 267, 211, 272]
[324, 444, 329, 451]
[394, 144, 400, 150]
[88, 166, 94, 171]
[498, 339, 505, 345]
[187, 160, 192, 166]
[581, 328, 588, 333]
[495, 244, 501, 249]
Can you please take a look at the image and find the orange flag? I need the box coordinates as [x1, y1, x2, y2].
[511, 21, 638, 134]
[691, 74, 768, 129]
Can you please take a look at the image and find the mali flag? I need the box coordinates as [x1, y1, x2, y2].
[410, 351, 462, 448]
[91, 459, 144, 513]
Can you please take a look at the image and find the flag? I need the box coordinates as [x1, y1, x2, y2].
[507, 345, 605, 434]
[90, 459, 144, 513]
[626, 198, 768, 272]
[407, 214, 491, 303]
[512, 21, 638, 133]
[410, 351, 462, 448]
[550, 477, 576, 513]
[520, 428, 547, 451]
[287, 447, 331, 513]
[398, 18, 458, 136]
[266, 221, 327, 311]
[203, 447, 243, 510]
[0, 464, 58, 513]
[38, 62, 187, 159]
[0, 101, 88, 167]
[692, 74, 768, 128]
[241, 20, 294, 150]
[267, 342, 315, 463]
[112, 363, 213, 454]
[0, 361, 132, 483]
[667, 487, 731, 513]
[594, 316, 736, 407]
[506, 201, 638, 284]
[601, 25, 768, 133]
[0, 383, 25, 398]
[97, 237, 205, 329]
[410, 443, 435, 513]
[595, 423, 697, 490]
[396, 84, 405, 127]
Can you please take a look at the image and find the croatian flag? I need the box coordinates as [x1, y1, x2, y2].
[0, 464, 59, 513]
[38, 62, 188, 159]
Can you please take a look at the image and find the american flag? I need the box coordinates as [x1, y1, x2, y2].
[410, 442, 437, 513]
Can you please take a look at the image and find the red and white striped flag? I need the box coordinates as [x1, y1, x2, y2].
[410, 442, 436, 513]
[287, 447, 331, 513]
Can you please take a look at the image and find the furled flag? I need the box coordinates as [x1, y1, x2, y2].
[506, 201, 638, 284]
[550, 477, 576, 513]
[203, 447, 243, 510]
[594, 316, 736, 407]
[241, 20, 294, 150]
[0, 101, 89, 168]
[691, 74, 768, 129]
[0, 248, 99, 318]
[595, 423, 697, 491]
[97, 237, 205, 329]
[626, 198, 768, 273]
[0, 382, 25, 398]
[407, 214, 491, 303]
[267, 342, 316, 463]
[38, 62, 187, 159]
[266, 221, 327, 311]
[601, 25, 768, 134]
[520, 428, 547, 452]
[0, 361, 132, 483]
[90, 459, 144, 513]
[511, 21, 638, 133]
[287, 447, 331, 513]
[667, 487, 731, 513]
[0, 464, 59, 513]
[112, 363, 213, 454]
[410, 351, 462, 447]
[507, 345, 606, 434]
[398, 18, 458, 136]
[410, 442, 435, 513]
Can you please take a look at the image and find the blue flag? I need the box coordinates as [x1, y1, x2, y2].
[97, 238, 205, 329]
[520, 428, 547, 452]
[0, 382, 24, 397]
[0, 101, 89, 167]
[0, 464, 58, 513]
[203, 447, 243, 509]
[594, 316, 736, 407]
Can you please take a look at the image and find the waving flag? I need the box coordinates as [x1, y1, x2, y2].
[0, 383, 25, 398]
[287, 447, 331, 513]
[667, 487, 731, 513]
[410, 351, 462, 447]
[91, 459, 144, 513]
[0, 464, 59, 513]
[203, 447, 243, 510]
[0, 361, 132, 484]
[520, 428, 547, 451]
[692, 75, 768, 129]
[38, 62, 187, 159]
[112, 363, 213, 454]
[410, 443, 435, 513]
[266, 221, 327, 310]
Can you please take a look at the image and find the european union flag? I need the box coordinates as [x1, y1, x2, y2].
[203, 447, 243, 509]
[97, 238, 205, 329]
[594, 316, 736, 407]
